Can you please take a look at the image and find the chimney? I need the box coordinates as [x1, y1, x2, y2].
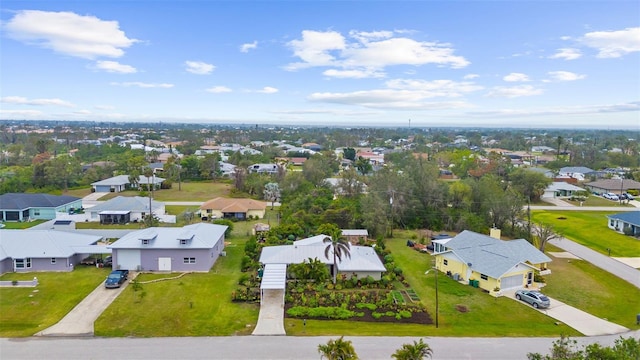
[489, 228, 501, 240]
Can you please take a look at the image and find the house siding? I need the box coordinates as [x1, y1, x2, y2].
[139, 248, 217, 272]
[14, 257, 74, 272]
[247, 209, 265, 219]
[0, 258, 13, 275]
[435, 253, 468, 280]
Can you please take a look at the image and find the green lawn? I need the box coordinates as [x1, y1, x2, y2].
[0, 220, 47, 229]
[0, 266, 111, 337]
[99, 181, 232, 202]
[563, 196, 633, 207]
[532, 210, 640, 257]
[542, 248, 640, 329]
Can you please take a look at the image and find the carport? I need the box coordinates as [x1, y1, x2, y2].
[259, 263, 287, 305]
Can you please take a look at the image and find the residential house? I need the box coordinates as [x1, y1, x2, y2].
[259, 234, 386, 280]
[607, 212, 640, 236]
[91, 174, 165, 193]
[585, 179, 640, 195]
[433, 230, 551, 294]
[342, 229, 369, 243]
[84, 196, 170, 224]
[247, 163, 278, 174]
[199, 197, 267, 220]
[0, 230, 107, 274]
[542, 182, 585, 199]
[0, 193, 82, 222]
[558, 166, 596, 181]
[108, 223, 227, 272]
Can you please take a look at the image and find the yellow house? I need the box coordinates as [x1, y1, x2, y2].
[199, 197, 266, 220]
[433, 230, 551, 295]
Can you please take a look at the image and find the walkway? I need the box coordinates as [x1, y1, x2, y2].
[35, 274, 134, 336]
[549, 237, 640, 289]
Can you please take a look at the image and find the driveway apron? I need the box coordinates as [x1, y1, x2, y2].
[537, 297, 629, 336]
[35, 274, 133, 336]
[252, 289, 286, 335]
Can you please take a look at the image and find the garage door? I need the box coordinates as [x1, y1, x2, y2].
[158, 257, 171, 271]
[116, 250, 140, 270]
[501, 274, 523, 290]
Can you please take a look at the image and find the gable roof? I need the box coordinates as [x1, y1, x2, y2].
[200, 197, 266, 212]
[260, 234, 385, 272]
[441, 230, 551, 279]
[0, 230, 104, 258]
[546, 182, 585, 192]
[342, 229, 369, 237]
[607, 212, 640, 227]
[91, 175, 165, 186]
[559, 166, 595, 174]
[586, 179, 640, 191]
[87, 196, 164, 213]
[109, 223, 227, 250]
[0, 193, 80, 210]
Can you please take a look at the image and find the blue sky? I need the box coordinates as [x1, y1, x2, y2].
[1, 1, 639, 129]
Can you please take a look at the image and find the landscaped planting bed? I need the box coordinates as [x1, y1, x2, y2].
[284, 285, 432, 324]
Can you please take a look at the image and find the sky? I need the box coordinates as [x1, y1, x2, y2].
[1, 1, 639, 129]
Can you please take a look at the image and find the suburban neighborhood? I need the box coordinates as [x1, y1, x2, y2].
[0, 121, 639, 359]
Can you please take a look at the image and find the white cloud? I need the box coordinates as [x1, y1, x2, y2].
[4, 10, 137, 59]
[185, 61, 215, 75]
[110, 82, 174, 88]
[240, 41, 258, 53]
[286, 30, 346, 70]
[285, 29, 469, 77]
[95, 60, 137, 73]
[206, 86, 232, 93]
[257, 87, 279, 94]
[580, 27, 640, 58]
[0, 109, 45, 117]
[545, 71, 586, 82]
[94, 105, 115, 110]
[1, 96, 74, 107]
[307, 78, 481, 110]
[464, 74, 479, 80]
[549, 48, 582, 60]
[73, 109, 92, 115]
[503, 73, 530, 82]
[323, 69, 385, 79]
[486, 85, 543, 98]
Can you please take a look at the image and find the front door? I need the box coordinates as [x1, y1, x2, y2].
[527, 272, 533, 285]
[158, 257, 172, 271]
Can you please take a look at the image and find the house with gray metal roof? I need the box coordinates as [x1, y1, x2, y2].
[0, 230, 106, 274]
[607, 212, 640, 236]
[433, 230, 551, 294]
[91, 174, 165, 193]
[542, 182, 586, 199]
[0, 193, 82, 222]
[259, 234, 386, 280]
[108, 223, 227, 272]
[85, 196, 166, 224]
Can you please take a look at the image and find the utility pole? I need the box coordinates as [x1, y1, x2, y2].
[435, 264, 439, 328]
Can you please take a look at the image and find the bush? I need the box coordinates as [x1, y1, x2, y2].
[355, 303, 377, 311]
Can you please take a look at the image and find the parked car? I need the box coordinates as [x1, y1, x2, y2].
[103, 256, 113, 267]
[515, 290, 550, 309]
[105, 270, 129, 289]
[80, 256, 98, 265]
[620, 193, 635, 201]
[603, 193, 619, 201]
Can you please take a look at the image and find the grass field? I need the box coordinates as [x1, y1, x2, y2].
[532, 210, 640, 257]
[0, 266, 111, 337]
[98, 181, 232, 202]
[542, 246, 640, 329]
[563, 196, 633, 207]
[0, 220, 47, 229]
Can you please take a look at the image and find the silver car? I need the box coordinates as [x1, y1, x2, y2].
[515, 290, 550, 309]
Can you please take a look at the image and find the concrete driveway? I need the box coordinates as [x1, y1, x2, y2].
[35, 274, 134, 337]
[507, 291, 629, 336]
[252, 289, 286, 335]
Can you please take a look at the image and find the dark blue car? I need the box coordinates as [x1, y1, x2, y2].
[105, 270, 129, 288]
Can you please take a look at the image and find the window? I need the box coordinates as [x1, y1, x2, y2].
[180, 239, 187, 245]
[15, 258, 32, 269]
[142, 239, 150, 245]
[34, 209, 40, 216]
[443, 259, 448, 266]
[51, 258, 57, 264]
[480, 274, 488, 280]
[183, 257, 196, 264]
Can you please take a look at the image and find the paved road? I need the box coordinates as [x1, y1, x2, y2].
[549, 237, 640, 289]
[35, 276, 132, 336]
[3, 332, 639, 360]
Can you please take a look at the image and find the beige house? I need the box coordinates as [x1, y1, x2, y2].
[199, 197, 266, 220]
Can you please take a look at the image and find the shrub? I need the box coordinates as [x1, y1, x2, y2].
[372, 312, 383, 319]
[355, 303, 377, 311]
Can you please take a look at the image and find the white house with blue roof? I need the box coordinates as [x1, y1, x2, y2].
[607, 212, 640, 236]
[433, 230, 551, 294]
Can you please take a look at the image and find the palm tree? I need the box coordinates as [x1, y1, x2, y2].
[391, 338, 433, 360]
[318, 336, 358, 360]
[319, 223, 351, 284]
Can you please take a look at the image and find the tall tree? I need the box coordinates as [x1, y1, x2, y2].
[510, 168, 552, 202]
[318, 223, 351, 284]
[391, 338, 433, 360]
[532, 222, 561, 252]
[263, 182, 281, 210]
[317, 336, 359, 360]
